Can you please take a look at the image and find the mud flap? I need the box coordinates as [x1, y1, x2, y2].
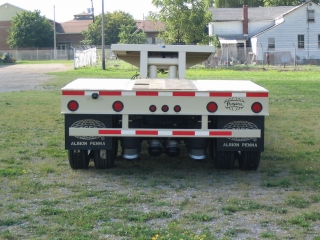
[65, 114, 113, 150]
[216, 116, 264, 152]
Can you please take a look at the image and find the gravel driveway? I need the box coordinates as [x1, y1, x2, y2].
[0, 63, 72, 92]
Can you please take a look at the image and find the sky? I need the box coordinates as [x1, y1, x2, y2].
[0, 0, 158, 22]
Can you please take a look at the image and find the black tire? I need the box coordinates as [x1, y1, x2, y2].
[214, 151, 236, 169]
[93, 150, 114, 169]
[239, 151, 261, 170]
[113, 139, 119, 159]
[208, 139, 216, 161]
[68, 150, 90, 169]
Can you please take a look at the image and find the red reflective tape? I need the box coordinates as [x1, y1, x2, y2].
[209, 131, 232, 136]
[99, 91, 122, 96]
[210, 92, 232, 97]
[136, 91, 159, 96]
[172, 131, 195, 136]
[173, 92, 195, 97]
[62, 91, 85, 96]
[246, 92, 269, 97]
[99, 130, 121, 135]
[136, 130, 158, 135]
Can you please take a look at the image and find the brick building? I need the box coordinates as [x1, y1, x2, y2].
[55, 12, 94, 54]
[0, 2, 164, 53]
[0, 3, 24, 49]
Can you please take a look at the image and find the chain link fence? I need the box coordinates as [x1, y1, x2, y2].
[0, 49, 74, 61]
[2, 45, 320, 69]
[205, 45, 320, 69]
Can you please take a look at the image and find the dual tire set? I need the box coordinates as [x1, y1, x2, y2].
[210, 140, 261, 170]
[68, 139, 117, 169]
[68, 139, 261, 171]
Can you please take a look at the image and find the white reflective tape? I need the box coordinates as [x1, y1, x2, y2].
[159, 92, 172, 97]
[232, 93, 246, 97]
[158, 130, 172, 136]
[122, 92, 135, 96]
[195, 92, 209, 97]
[85, 91, 98, 96]
[121, 130, 136, 135]
[195, 131, 209, 136]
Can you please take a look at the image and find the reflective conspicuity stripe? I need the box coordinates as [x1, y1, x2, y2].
[62, 91, 269, 97]
[136, 91, 159, 96]
[172, 92, 196, 97]
[210, 131, 232, 136]
[99, 91, 122, 96]
[98, 130, 121, 135]
[69, 128, 261, 138]
[62, 91, 85, 95]
[246, 92, 269, 97]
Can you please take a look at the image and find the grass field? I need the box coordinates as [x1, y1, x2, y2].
[0, 63, 320, 239]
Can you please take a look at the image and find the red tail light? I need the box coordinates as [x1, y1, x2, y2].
[174, 105, 181, 113]
[68, 100, 79, 111]
[149, 105, 157, 112]
[207, 102, 218, 113]
[113, 101, 124, 112]
[162, 105, 169, 112]
[251, 102, 263, 113]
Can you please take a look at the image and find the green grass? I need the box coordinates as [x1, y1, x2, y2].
[0, 63, 320, 239]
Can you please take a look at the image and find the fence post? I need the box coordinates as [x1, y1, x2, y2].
[260, 43, 264, 67]
[71, 47, 76, 70]
[293, 44, 296, 69]
[227, 47, 229, 68]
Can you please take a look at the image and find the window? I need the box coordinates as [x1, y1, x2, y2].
[307, 10, 314, 22]
[268, 38, 275, 49]
[318, 35, 320, 48]
[298, 35, 304, 49]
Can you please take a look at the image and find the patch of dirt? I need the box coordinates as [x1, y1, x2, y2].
[0, 63, 73, 92]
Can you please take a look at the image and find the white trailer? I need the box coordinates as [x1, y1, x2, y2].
[61, 44, 269, 170]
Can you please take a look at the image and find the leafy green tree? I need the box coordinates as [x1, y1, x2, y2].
[151, 0, 212, 45]
[82, 11, 137, 45]
[118, 25, 147, 44]
[263, 0, 319, 6]
[213, 36, 221, 49]
[214, 0, 264, 8]
[7, 10, 53, 48]
[205, 0, 214, 8]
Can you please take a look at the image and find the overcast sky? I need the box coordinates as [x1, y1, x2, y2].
[0, 0, 158, 22]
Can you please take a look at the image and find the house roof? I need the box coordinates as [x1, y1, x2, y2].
[252, 1, 320, 37]
[56, 19, 93, 33]
[135, 20, 165, 32]
[209, 6, 294, 22]
[219, 34, 250, 41]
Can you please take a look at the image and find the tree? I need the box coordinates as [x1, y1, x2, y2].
[7, 10, 53, 48]
[263, 0, 320, 6]
[118, 25, 147, 44]
[205, 0, 214, 8]
[82, 11, 137, 45]
[151, 0, 212, 45]
[214, 0, 264, 8]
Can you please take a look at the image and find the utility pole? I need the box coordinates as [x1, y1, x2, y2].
[91, 0, 94, 22]
[53, 5, 57, 60]
[101, 0, 105, 70]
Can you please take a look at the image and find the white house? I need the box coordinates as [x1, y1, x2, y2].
[209, 1, 320, 64]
